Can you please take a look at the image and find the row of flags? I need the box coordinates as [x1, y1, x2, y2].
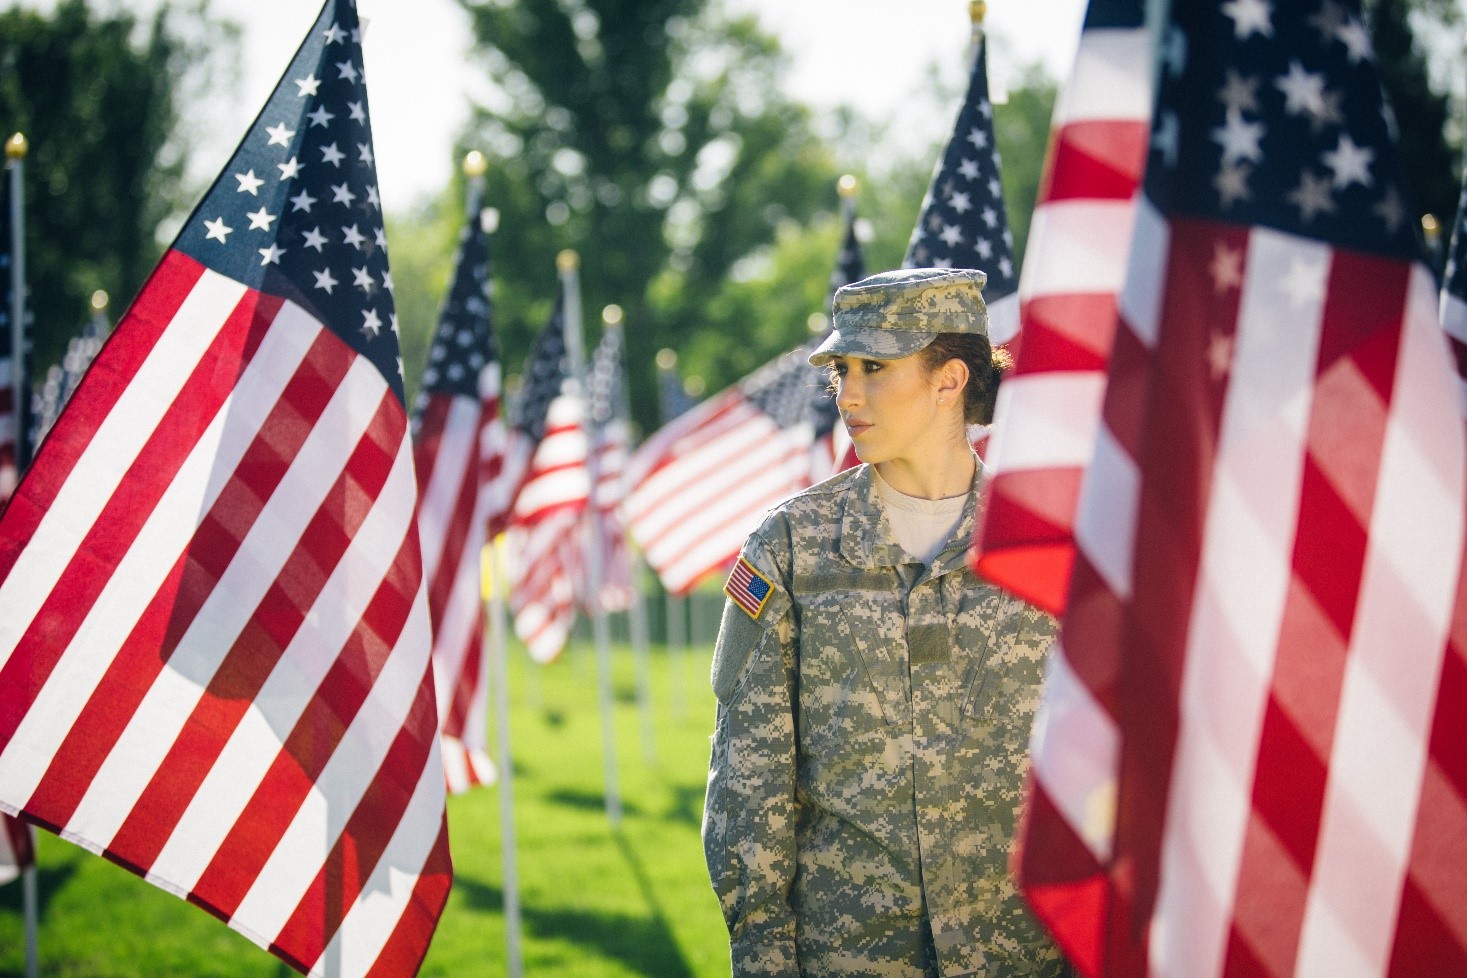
[4, 0, 1467, 973]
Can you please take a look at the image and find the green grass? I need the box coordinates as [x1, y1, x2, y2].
[0, 640, 729, 978]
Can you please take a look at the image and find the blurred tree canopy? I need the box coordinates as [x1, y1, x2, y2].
[0, 0, 237, 376]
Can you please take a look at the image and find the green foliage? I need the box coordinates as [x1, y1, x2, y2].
[0, 0, 237, 378]
[0, 641, 728, 977]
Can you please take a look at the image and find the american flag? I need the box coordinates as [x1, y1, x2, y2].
[32, 303, 111, 449]
[624, 348, 815, 595]
[1441, 151, 1467, 412]
[973, 0, 1152, 615]
[904, 25, 1019, 344]
[0, 3, 452, 974]
[505, 294, 591, 662]
[583, 324, 635, 614]
[0, 812, 32, 886]
[1016, 2, 1467, 975]
[0, 157, 23, 502]
[814, 187, 867, 481]
[412, 195, 503, 795]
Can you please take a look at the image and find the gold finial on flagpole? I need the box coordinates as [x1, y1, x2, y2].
[970, 0, 986, 25]
[1422, 214, 1441, 250]
[6, 133, 27, 160]
[463, 150, 488, 178]
[557, 249, 579, 272]
[90, 289, 109, 313]
[837, 174, 858, 199]
[602, 304, 623, 327]
[656, 348, 678, 370]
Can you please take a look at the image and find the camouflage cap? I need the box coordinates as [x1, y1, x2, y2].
[809, 267, 989, 367]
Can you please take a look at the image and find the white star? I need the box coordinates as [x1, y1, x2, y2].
[1287, 170, 1335, 223]
[978, 100, 993, 119]
[1375, 187, 1405, 233]
[965, 127, 989, 151]
[323, 22, 347, 44]
[302, 226, 328, 252]
[235, 170, 264, 195]
[988, 177, 1002, 199]
[1322, 134, 1373, 189]
[1215, 161, 1252, 208]
[277, 156, 302, 181]
[940, 224, 964, 247]
[932, 257, 953, 269]
[290, 188, 317, 213]
[1152, 110, 1180, 168]
[332, 182, 357, 206]
[1218, 71, 1260, 115]
[1276, 61, 1326, 118]
[307, 105, 335, 129]
[258, 243, 285, 266]
[1211, 108, 1265, 164]
[336, 60, 360, 83]
[266, 123, 296, 147]
[999, 257, 1013, 279]
[1337, 19, 1372, 64]
[374, 226, 388, 248]
[342, 224, 367, 249]
[348, 100, 366, 123]
[1161, 25, 1187, 77]
[321, 143, 346, 167]
[1222, 0, 1273, 39]
[353, 266, 375, 292]
[981, 207, 999, 229]
[956, 158, 980, 181]
[247, 207, 277, 231]
[976, 238, 994, 260]
[314, 267, 339, 293]
[1210, 243, 1244, 292]
[1280, 257, 1327, 308]
[204, 217, 232, 242]
[366, 185, 381, 209]
[361, 308, 383, 340]
[352, 26, 362, 43]
[294, 74, 321, 98]
[948, 190, 972, 214]
[382, 269, 395, 292]
[358, 143, 374, 165]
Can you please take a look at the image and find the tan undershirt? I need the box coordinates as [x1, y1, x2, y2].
[873, 468, 968, 566]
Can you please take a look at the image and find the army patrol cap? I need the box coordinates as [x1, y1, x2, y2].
[809, 267, 989, 367]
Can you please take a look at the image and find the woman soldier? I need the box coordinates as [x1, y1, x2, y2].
[703, 267, 1065, 977]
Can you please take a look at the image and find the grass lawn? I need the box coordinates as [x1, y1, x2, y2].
[0, 638, 730, 978]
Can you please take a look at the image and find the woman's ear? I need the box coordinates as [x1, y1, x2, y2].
[937, 357, 969, 404]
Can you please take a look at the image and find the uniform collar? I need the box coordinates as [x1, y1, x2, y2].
[838, 459, 983, 573]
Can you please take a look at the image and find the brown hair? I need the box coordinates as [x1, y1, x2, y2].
[918, 332, 1012, 425]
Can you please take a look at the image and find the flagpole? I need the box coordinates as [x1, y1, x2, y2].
[559, 250, 622, 828]
[488, 542, 524, 978]
[8, 130, 38, 978]
[653, 348, 690, 717]
[603, 304, 656, 766]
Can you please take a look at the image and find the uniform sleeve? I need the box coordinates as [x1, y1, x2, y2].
[702, 534, 801, 978]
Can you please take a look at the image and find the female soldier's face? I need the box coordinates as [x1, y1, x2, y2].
[829, 353, 945, 467]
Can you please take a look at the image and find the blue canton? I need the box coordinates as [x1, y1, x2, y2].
[1147, 0, 1420, 262]
[812, 203, 867, 440]
[173, 0, 405, 402]
[512, 296, 570, 443]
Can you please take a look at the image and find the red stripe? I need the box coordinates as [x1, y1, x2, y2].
[104, 389, 402, 873]
[420, 401, 486, 626]
[1009, 294, 1120, 376]
[1040, 120, 1149, 204]
[270, 661, 443, 966]
[411, 396, 452, 495]
[1013, 777, 1109, 978]
[0, 280, 281, 759]
[636, 438, 807, 553]
[442, 613, 484, 740]
[20, 324, 348, 833]
[361, 821, 453, 978]
[188, 507, 421, 920]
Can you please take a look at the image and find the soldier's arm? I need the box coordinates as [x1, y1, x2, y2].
[703, 537, 800, 977]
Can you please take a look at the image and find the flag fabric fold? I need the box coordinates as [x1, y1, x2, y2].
[412, 197, 503, 795]
[971, 0, 1153, 615]
[0, 2, 451, 973]
[505, 294, 591, 662]
[1016, 3, 1467, 976]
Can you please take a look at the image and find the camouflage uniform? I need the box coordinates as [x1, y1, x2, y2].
[703, 462, 1064, 978]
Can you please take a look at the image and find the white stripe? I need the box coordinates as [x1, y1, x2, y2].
[1053, 28, 1153, 127]
[513, 465, 590, 517]
[441, 739, 470, 795]
[1297, 266, 1464, 976]
[1150, 229, 1327, 978]
[0, 270, 247, 671]
[143, 435, 418, 892]
[416, 397, 480, 576]
[1073, 422, 1139, 602]
[66, 353, 389, 846]
[1029, 640, 1118, 860]
[431, 539, 485, 719]
[230, 583, 434, 943]
[623, 402, 774, 527]
[1117, 198, 1169, 349]
[532, 424, 589, 473]
[1018, 199, 1139, 302]
[987, 372, 1106, 473]
[0, 295, 313, 807]
[987, 292, 1021, 347]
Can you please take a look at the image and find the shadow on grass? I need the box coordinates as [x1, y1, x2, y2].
[0, 861, 79, 920]
[544, 788, 642, 818]
[661, 781, 704, 830]
[452, 834, 694, 978]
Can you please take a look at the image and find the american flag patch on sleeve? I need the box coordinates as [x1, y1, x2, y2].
[725, 555, 773, 619]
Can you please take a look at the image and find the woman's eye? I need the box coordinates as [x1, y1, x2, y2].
[863, 360, 883, 373]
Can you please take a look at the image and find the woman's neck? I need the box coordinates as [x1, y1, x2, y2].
[874, 443, 976, 500]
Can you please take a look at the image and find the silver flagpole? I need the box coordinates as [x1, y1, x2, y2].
[8, 130, 38, 978]
[653, 348, 690, 718]
[559, 250, 621, 827]
[602, 304, 656, 766]
[489, 542, 524, 977]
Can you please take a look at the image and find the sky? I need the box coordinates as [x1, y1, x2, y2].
[188, 0, 1089, 212]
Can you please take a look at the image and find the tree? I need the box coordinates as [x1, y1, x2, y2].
[0, 0, 237, 376]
